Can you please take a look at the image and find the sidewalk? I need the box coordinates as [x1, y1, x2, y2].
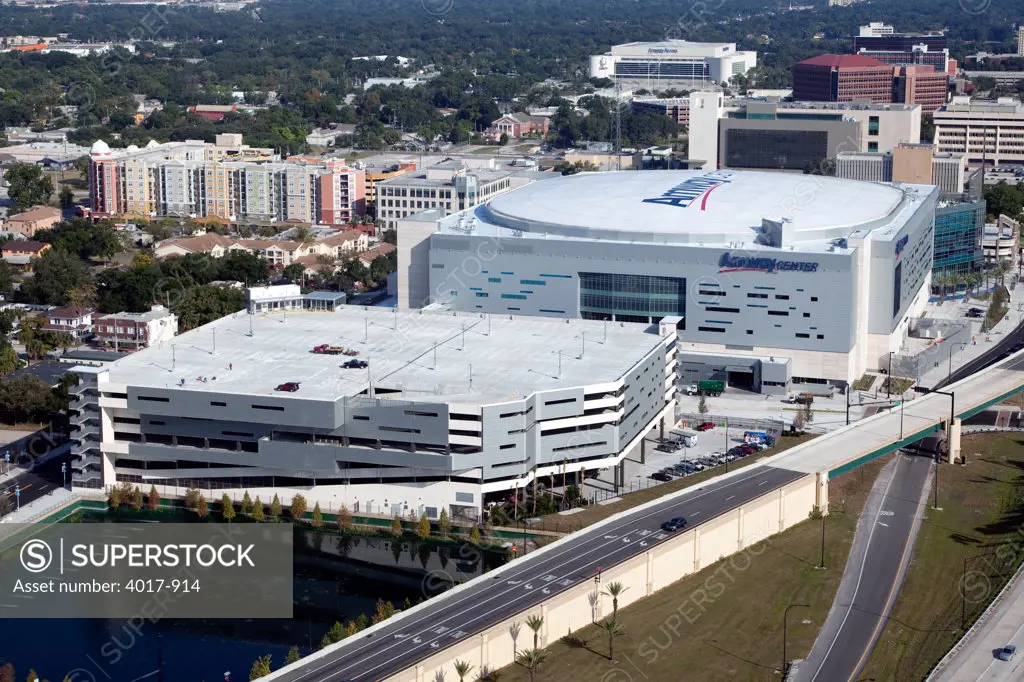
[914, 282, 1024, 389]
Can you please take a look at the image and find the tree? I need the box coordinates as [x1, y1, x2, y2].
[372, 598, 396, 624]
[453, 660, 473, 682]
[59, 186, 75, 209]
[697, 394, 709, 416]
[248, 654, 272, 680]
[984, 181, 1024, 220]
[338, 504, 353, 531]
[470, 525, 482, 545]
[147, 484, 160, 511]
[438, 508, 451, 537]
[391, 514, 404, 537]
[131, 485, 143, 511]
[791, 406, 807, 433]
[36, 218, 123, 261]
[173, 285, 246, 332]
[0, 261, 14, 300]
[252, 496, 266, 521]
[21, 249, 91, 306]
[311, 501, 324, 528]
[417, 512, 431, 539]
[25, 670, 38, 682]
[108, 485, 121, 511]
[221, 493, 236, 522]
[602, 582, 628, 620]
[525, 614, 544, 649]
[283, 263, 305, 283]
[5, 164, 53, 212]
[284, 647, 300, 665]
[290, 494, 308, 521]
[241, 491, 253, 515]
[514, 648, 548, 682]
[270, 494, 283, 519]
[196, 495, 209, 519]
[0, 663, 13, 682]
[996, 258, 1013, 287]
[184, 487, 200, 509]
[597, 619, 625, 662]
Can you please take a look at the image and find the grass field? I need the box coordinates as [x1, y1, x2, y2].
[863, 434, 1024, 681]
[528, 433, 818, 535]
[497, 456, 890, 682]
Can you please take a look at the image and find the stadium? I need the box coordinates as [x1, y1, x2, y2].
[399, 169, 939, 393]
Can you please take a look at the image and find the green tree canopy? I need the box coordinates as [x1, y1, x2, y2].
[5, 164, 53, 212]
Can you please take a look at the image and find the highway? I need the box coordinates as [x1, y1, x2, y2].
[274, 465, 804, 682]
[799, 451, 932, 682]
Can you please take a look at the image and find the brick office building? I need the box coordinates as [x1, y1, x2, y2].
[792, 54, 895, 103]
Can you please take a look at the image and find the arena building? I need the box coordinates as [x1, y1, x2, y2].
[589, 41, 757, 89]
[399, 170, 938, 393]
[68, 306, 676, 520]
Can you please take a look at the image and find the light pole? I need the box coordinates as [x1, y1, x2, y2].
[924, 388, 955, 510]
[817, 511, 826, 569]
[887, 351, 894, 398]
[783, 603, 810, 675]
[61, 462, 67, 488]
[15, 484, 20, 511]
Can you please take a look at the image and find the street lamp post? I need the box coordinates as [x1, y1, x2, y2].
[783, 603, 810, 675]
[15, 484, 20, 511]
[61, 462, 66, 488]
[887, 351, 894, 398]
[924, 388, 956, 510]
[817, 512, 826, 569]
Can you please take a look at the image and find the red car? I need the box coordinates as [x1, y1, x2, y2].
[695, 422, 715, 431]
[275, 382, 300, 392]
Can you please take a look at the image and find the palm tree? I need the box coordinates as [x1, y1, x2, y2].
[432, 671, 446, 682]
[597, 619, 625, 662]
[933, 273, 950, 302]
[452, 660, 473, 682]
[588, 591, 601, 623]
[996, 259, 1013, 288]
[508, 621, 522, 658]
[515, 648, 548, 682]
[525, 614, 544, 649]
[602, 581, 629, 621]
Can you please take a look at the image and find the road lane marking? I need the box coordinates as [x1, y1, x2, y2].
[304, 466, 784, 681]
[810, 455, 902, 682]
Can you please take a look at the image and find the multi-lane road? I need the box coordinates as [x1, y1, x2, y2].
[796, 451, 933, 682]
[275, 465, 805, 682]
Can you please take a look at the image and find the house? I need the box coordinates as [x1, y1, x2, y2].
[6, 206, 62, 238]
[321, 229, 370, 257]
[186, 104, 238, 122]
[2, 241, 51, 270]
[357, 242, 396, 268]
[292, 254, 339, 278]
[154, 230, 369, 266]
[153, 233, 239, 259]
[487, 113, 550, 139]
[93, 305, 177, 350]
[43, 306, 94, 340]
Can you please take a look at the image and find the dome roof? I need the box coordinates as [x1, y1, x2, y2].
[89, 140, 111, 155]
[146, 140, 160, 148]
[126, 144, 139, 152]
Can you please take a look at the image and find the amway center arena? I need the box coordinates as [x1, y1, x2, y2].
[398, 169, 937, 394]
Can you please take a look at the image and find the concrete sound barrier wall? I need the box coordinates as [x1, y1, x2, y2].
[383, 473, 818, 682]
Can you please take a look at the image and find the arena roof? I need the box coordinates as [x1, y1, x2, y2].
[100, 307, 667, 405]
[468, 170, 911, 248]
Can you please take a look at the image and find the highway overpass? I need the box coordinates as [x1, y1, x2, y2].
[265, 348, 1024, 682]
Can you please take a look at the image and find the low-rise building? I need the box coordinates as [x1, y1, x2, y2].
[2, 240, 51, 267]
[357, 242, 396, 268]
[153, 229, 370, 265]
[933, 97, 1024, 167]
[5, 206, 62, 238]
[43, 307, 94, 340]
[983, 214, 1020, 269]
[93, 305, 177, 351]
[187, 104, 238, 122]
[836, 145, 967, 196]
[487, 113, 550, 139]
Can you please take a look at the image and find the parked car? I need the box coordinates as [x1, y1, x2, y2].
[695, 422, 715, 431]
[342, 359, 369, 369]
[651, 471, 673, 482]
[661, 516, 688, 532]
[997, 645, 1017, 661]
[275, 382, 300, 392]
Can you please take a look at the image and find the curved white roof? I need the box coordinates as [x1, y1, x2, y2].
[89, 139, 111, 155]
[480, 170, 906, 246]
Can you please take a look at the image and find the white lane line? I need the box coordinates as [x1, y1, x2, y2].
[304, 467, 781, 680]
[725, 495, 735, 501]
[809, 455, 902, 682]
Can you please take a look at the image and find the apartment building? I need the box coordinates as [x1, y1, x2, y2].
[631, 98, 691, 127]
[5, 205, 62, 238]
[376, 159, 550, 231]
[153, 229, 369, 265]
[933, 97, 1024, 167]
[88, 137, 365, 225]
[93, 305, 178, 351]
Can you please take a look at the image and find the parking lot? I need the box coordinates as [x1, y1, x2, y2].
[584, 424, 778, 499]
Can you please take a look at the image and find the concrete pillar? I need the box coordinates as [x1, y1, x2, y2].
[540, 604, 549, 647]
[479, 632, 488, 669]
[618, 460, 626, 492]
[949, 417, 962, 464]
[815, 471, 829, 515]
[415, 664, 424, 682]
[737, 504, 745, 551]
[646, 550, 655, 595]
[778, 486, 786, 531]
[641, 437, 646, 464]
[693, 527, 701, 573]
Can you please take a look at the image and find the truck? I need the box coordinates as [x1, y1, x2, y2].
[312, 344, 346, 355]
[692, 380, 725, 397]
[669, 428, 699, 448]
[792, 392, 814, 405]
